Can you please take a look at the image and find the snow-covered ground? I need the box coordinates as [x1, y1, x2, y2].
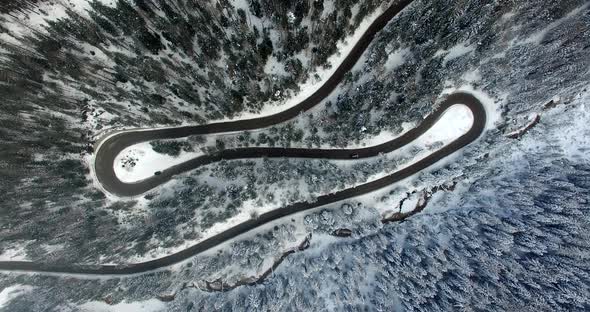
[367, 84, 501, 204]
[441, 84, 503, 131]
[78, 299, 166, 312]
[346, 125, 414, 148]
[0, 244, 29, 261]
[434, 42, 475, 66]
[543, 87, 590, 162]
[0, 285, 35, 309]
[341, 102, 476, 210]
[415, 104, 473, 145]
[385, 47, 411, 71]
[113, 142, 203, 183]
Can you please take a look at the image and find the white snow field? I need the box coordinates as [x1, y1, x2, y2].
[113, 142, 203, 183]
[0, 285, 35, 309]
[78, 299, 166, 312]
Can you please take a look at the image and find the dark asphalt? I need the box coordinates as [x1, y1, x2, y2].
[0, 0, 488, 275]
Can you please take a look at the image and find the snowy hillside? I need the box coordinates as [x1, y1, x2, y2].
[1, 0, 590, 311]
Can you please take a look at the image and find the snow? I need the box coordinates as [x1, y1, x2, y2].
[400, 195, 420, 214]
[546, 88, 590, 162]
[501, 12, 516, 21]
[78, 299, 166, 312]
[385, 48, 411, 71]
[217, 4, 387, 121]
[17, 3, 68, 33]
[522, 2, 589, 45]
[0, 0, 95, 38]
[441, 84, 504, 131]
[113, 142, 203, 183]
[287, 12, 296, 24]
[422, 181, 471, 215]
[0, 31, 22, 47]
[434, 42, 475, 66]
[326, 123, 415, 149]
[0, 285, 35, 309]
[414, 104, 473, 145]
[321, 0, 336, 19]
[343, 98, 480, 215]
[124, 192, 311, 265]
[0, 244, 29, 261]
[42, 243, 65, 254]
[461, 69, 482, 83]
[204, 219, 310, 281]
[264, 55, 289, 76]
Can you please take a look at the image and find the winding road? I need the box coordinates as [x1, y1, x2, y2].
[0, 0, 487, 275]
[94, 0, 418, 197]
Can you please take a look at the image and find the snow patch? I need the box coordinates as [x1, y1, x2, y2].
[434, 42, 475, 66]
[113, 142, 203, 183]
[385, 47, 411, 71]
[0, 0, 96, 38]
[0, 244, 29, 261]
[78, 299, 167, 312]
[441, 84, 503, 131]
[415, 104, 473, 145]
[321, 0, 336, 19]
[461, 69, 482, 83]
[346, 89, 492, 218]
[264, 55, 289, 76]
[0, 285, 35, 309]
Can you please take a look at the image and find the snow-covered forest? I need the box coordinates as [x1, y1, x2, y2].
[0, 0, 389, 263]
[1, 0, 590, 310]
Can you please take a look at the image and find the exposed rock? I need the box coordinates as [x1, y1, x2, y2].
[382, 181, 458, 224]
[156, 293, 176, 302]
[331, 228, 353, 237]
[506, 114, 541, 139]
[200, 233, 313, 292]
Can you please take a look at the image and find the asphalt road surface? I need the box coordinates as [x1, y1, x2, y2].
[0, 0, 488, 275]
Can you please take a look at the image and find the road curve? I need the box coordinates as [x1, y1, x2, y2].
[94, 0, 416, 197]
[0, 93, 486, 275]
[0, 0, 488, 275]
